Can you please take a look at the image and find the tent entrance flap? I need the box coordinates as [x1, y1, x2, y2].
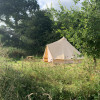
[44, 46, 48, 62]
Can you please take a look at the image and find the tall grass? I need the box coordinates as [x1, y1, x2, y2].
[0, 46, 100, 100]
[0, 56, 100, 100]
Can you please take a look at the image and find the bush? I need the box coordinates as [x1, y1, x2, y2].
[7, 48, 27, 59]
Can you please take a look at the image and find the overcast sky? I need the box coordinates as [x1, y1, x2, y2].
[38, 0, 83, 10]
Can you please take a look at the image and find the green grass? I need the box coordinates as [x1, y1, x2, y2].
[0, 57, 100, 100]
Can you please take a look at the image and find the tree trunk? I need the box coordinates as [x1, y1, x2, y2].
[93, 57, 97, 68]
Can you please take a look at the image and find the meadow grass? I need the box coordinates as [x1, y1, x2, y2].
[0, 57, 100, 100]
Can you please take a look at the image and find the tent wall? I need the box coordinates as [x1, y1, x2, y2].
[48, 47, 53, 62]
[47, 37, 81, 60]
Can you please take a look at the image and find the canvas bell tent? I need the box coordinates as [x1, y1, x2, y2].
[43, 37, 83, 63]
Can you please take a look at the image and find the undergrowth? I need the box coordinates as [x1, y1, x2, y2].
[0, 46, 100, 100]
[0, 56, 100, 100]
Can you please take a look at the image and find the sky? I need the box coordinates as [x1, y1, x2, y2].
[38, 0, 83, 10]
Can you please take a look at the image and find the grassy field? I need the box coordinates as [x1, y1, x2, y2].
[0, 57, 100, 100]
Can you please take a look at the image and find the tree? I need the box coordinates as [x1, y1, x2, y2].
[20, 10, 60, 54]
[0, 0, 39, 31]
[80, 0, 100, 66]
[0, 25, 22, 47]
[0, 0, 60, 56]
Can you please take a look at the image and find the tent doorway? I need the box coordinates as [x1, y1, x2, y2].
[43, 46, 48, 62]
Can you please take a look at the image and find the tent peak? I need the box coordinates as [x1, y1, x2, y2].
[47, 37, 67, 46]
[61, 36, 67, 40]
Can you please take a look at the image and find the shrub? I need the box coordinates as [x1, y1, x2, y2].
[7, 48, 27, 59]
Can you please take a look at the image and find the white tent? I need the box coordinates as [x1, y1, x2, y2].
[43, 37, 82, 63]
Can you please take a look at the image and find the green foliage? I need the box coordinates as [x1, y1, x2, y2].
[0, 0, 55, 55]
[0, 0, 39, 29]
[0, 8, 60, 56]
[0, 58, 100, 100]
[78, 0, 100, 59]
[20, 10, 56, 54]
[0, 26, 22, 47]
[7, 48, 27, 59]
[73, 0, 81, 4]
[0, 45, 28, 60]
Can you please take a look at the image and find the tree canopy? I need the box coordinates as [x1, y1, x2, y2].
[0, 0, 39, 30]
[0, 0, 60, 55]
